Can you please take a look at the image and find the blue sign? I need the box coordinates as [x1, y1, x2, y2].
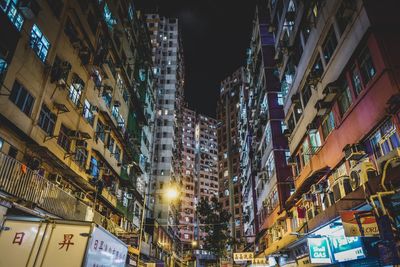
[308, 238, 332, 264]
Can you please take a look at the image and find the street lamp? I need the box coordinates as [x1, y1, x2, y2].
[137, 184, 180, 264]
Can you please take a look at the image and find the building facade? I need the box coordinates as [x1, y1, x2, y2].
[180, 107, 218, 265]
[145, 13, 185, 265]
[239, 3, 292, 255]
[0, 0, 155, 265]
[217, 68, 245, 249]
[262, 0, 400, 266]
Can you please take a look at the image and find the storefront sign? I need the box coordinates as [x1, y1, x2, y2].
[340, 210, 379, 237]
[330, 236, 365, 262]
[252, 257, 267, 264]
[307, 237, 332, 264]
[233, 252, 254, 262]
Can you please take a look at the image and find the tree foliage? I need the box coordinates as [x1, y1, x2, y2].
[197, 196, 232, 260]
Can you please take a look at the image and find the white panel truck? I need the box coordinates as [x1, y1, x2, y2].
[0, 216, 128, 267]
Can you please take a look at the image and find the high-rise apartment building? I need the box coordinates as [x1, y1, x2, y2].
[239, 3, 292, 255]
[260, 0, 400, 266]
[180, 107, 218, 266]
[217, 68, 246, 247]
[0, 0, 154, 265]
[145, 14, 185, 265]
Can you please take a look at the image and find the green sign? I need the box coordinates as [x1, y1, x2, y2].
[308, 237, 332, 264]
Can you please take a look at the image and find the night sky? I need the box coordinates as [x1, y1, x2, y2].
[136, 0, 257, 117]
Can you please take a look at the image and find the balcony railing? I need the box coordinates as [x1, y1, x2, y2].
[0, 152, 89, 221]
[0, 152, 127, 236]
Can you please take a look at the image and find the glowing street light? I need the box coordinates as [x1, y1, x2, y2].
[165, 186, 179, 200]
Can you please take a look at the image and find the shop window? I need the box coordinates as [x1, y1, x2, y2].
[322, 110, 335, 139]
[351, 65, 362, 95]
[9, 81, 35, 116]
[57, 124, 72, 151]
[38, 104, 57, 135]
[322, 27, 338, 64]
[0, 0, 24, 31]
[82, 99, 95, 125]
[359, 47, 376, 86]
[30, 24, 50, 62]
[337, 82, 352, 116]
[369, 119, 400, 159]
[69, 74, 84, 106]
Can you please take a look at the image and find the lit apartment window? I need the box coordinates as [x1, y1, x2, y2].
[30, 24, 50, 62]
[322, 110, 335, 139]
[89, 157, 99, 178]
[301, 138, 310, 166]
[9, 81, 35, 116]
[337, 82, 352, 116]
[38, 104, 57, 135]
[0, 0, 24, 31]
[277, 93, 284, 106]
[69, 74, 84, 106]
[83, 100, 95, 125]
[96, 120, 106, 143]
[369, 120, 400, 159]
[322, 27, 338, 64]
[359, 47, 376, 86]
[108, 137, 115, 153]
[351, 65, 362, 95]
[103, 3, 116, 27]
[309, 130, 322, 153]
[114, 145, 121, 161]
[75, 145, 87, 168]
[265, 123, 272, 146]
[57, 124, 72, 151]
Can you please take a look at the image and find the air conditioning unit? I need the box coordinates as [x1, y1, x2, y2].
[323, 81, 342, 102]
[283, 128, 292, 138]
[310, 184, 323, 194]
[302, 193, 312, 202]
[91, 105, 99, 114]
[287, 156, 297, 166]
[49, 173, 62, 185]
[343, 143, 366, 161]
[314, 100, 330, 116]
[126, 193, 133, 200]
[291, 93, 300, 104]
[349, 161, 377, 191]
[75, 191, 86, 200]
[331, 175, 352, 202]
[113, 100, 121, 108]
[75, 140, 87, 149]
[306, 204, 320, 221]
[376, 147, 400, 174]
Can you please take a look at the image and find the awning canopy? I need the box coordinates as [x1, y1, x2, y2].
[285, 166, 330, 208]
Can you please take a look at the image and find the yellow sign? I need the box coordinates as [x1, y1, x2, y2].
[233, 252, 254, 262]
[252, 257, 267, 264]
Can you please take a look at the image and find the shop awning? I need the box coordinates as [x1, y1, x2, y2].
[285, 166, 330, 208]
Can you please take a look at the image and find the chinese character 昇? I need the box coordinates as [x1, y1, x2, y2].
[59, 234, 75, 251]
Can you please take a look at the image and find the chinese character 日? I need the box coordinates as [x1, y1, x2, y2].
[12, 232, 25, 245]
[59, 234, 75, 251]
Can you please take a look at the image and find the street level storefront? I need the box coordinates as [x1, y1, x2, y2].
[266, 218, 382, 267]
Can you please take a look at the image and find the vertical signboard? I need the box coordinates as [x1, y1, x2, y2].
[84, 226, 128, 267]
[37, 222, 92, 267]
[307, 237, 332, 264]
[0, 219, 46, 266]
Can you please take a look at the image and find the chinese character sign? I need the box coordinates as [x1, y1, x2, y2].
[84, 226, 128, 267]
[233, 252, 254, 262]
[0, 220, 43, 266]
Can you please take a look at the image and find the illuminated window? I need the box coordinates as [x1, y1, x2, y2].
[69, 74, 84, 106]
[103, 3, 116, 27]
[0, 0, 24, 31]
[30, 24, 50, 62]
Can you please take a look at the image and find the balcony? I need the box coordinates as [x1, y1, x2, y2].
[0, 151, 131, 237]
[0, 152, 91, 221]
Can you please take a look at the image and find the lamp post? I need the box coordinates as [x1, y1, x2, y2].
[137, 185, 180, 265]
